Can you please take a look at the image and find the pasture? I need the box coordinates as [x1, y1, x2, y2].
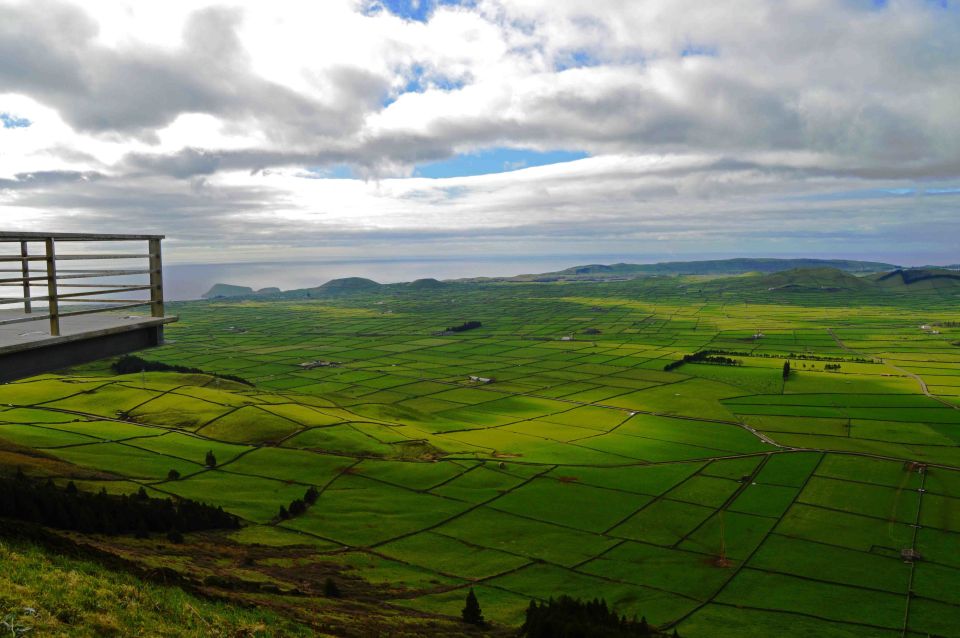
[2, 274, 959, 636]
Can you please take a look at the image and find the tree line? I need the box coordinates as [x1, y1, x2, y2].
[0, 470, 239, 537]
[461, 590, 681, 636]
[277, 485, 319, 521]
[664, 350, 742, 371]
[112, 355, 250, 386]
[519, 595, 679, 637]
[446, 321, 482, 333]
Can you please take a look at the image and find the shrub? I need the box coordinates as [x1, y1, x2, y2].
[323, 577, 340, 598]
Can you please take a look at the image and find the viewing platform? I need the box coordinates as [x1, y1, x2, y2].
[0, 232, 177, 382]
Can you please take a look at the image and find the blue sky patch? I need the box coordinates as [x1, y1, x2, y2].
[384, 63, 467, 106]
[415, 148, 589, 178]
[367, 0, 471, 23]
[681, 44, 719, 58]
[0, 113, 31, 129]
[555, 50, 601, 71]
[786, 186, 960, 201]
[303, 165, 355, 179]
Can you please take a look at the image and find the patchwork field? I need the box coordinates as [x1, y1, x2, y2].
[2, 274, 959, 636]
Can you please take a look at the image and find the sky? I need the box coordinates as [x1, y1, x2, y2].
[0, 0, 958, 266]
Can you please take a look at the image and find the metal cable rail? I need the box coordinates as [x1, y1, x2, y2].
[0, 232, 166, 336]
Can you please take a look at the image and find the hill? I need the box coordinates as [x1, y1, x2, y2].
[202, 284, 283, 299]
[552, 258, 897, 277]
[874, 268, 960, 290]
[408, 277, 448, 289]
[202, 283, 255, 298]
[457, 258, 900, 283]
[310, 277, 382, 294]
[747, 267, 875, 292]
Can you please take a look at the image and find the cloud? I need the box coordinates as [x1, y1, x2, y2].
[0, 0, 957, 265]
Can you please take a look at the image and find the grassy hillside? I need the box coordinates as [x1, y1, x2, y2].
[0, 534, 311, 637]
[2, 274, 959, 637]
[725, 268, 875, 293]
[874, 268, 960, 291]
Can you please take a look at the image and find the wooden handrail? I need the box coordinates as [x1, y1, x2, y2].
[0, 232, 168, 334]
[0, 232, 164, 241]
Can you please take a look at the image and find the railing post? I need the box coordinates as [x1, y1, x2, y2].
[148, 238, 164, 317]
[44, 237, 60, 336]
[20, 241, 31, 314]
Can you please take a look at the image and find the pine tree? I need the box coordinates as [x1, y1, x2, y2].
[205, 450, 217, 467]
[461, 588, 484, 626]
[639, 615, 650, 635]
[782, 360, 791, 380]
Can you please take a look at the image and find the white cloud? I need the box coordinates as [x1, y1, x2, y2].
[0, 0, 957, 265]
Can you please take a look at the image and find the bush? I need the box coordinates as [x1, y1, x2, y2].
[323, 577, 340, 598]
[288, 499, 307, 517]
[446, 321, 482, 333]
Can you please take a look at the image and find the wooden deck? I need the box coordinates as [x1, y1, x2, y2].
[0, 310, 176, 382]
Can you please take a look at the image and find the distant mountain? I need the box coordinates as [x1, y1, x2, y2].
[752, 267, 874, 292]
[202, 283, 255, 299]
[311, 277, 382, 294]
[202, 284, 284, 299]
[552, 258, 898, 278]
[873, 268, 960, 290]
[408, 278, 448, 289]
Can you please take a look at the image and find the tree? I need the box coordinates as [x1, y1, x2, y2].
[304, 486, 320, 504]
[462, 588, 484, 626]
[278, 505, 289, 520]
[288, 498, 307, 517]
[205, 450, 217, 467]
[639, 616, 650, 636]
[323, 577, 340, 598]
[167, 469, 181, 481]
[782, 360, 791, 380]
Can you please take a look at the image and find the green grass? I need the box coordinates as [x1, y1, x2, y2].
[4, 274, 960, 636]
[0, 537, 310, 637]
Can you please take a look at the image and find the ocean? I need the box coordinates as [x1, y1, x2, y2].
[162, 256, 604, 300]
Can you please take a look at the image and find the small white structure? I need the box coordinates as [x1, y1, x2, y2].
[469, 375, 493, 384]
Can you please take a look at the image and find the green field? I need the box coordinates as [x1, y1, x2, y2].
[2, 273, 959, 636]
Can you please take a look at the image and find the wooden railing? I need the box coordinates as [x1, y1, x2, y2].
[0, 232, 166, 337]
